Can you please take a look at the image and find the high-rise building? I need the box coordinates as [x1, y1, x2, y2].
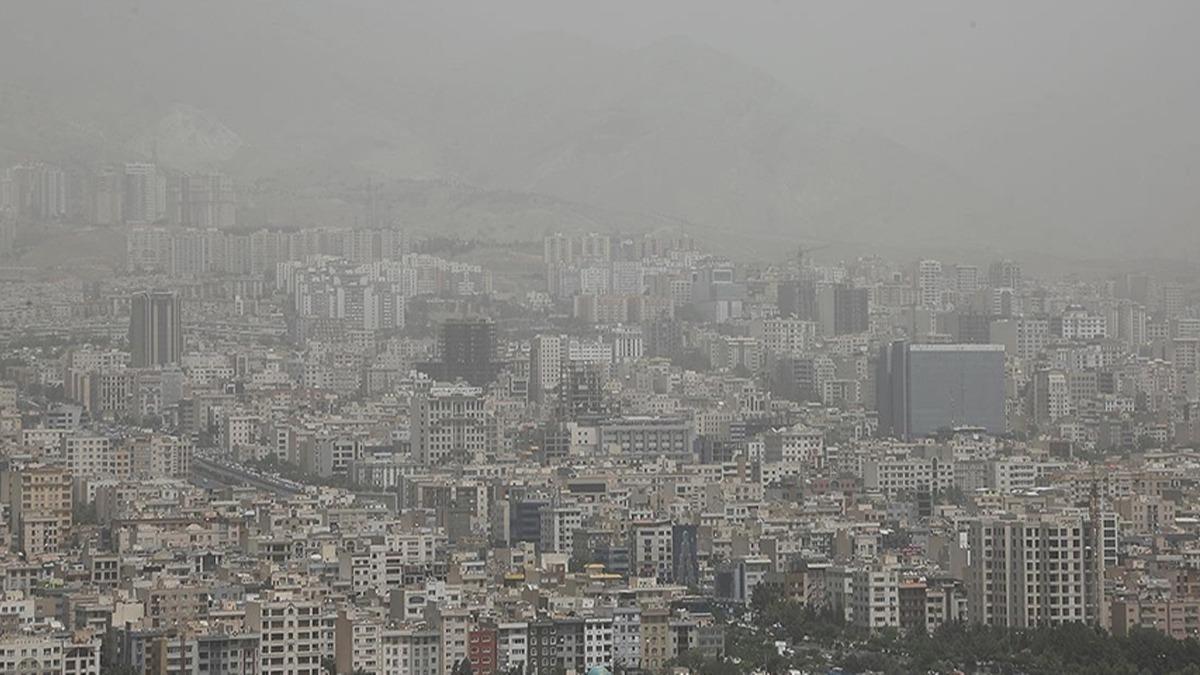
[422, 318, 499, 386]
[529, 334, 563, 403]
[817, 283, 870, 336]
[850, 564, 901, 630]
[967, 512, 1115, 628]
[411, 383, 488, 465]
[539, 505, 582, 554]
[8, 464, 72, 557]
[166, 173, 236, 228]
[876, 342, 1006, 439]
[1030, 368, 1071, 428]
[943, 311, 992, 344]
[988, 259, 1023, 291]
[129, 291, 184, 368]
[90, 165, 124, 225]
[776, 279, 818, 321]
[558, 360, 610, 421]
[246, 592, 336, 675]
[543, 233, 574, 266]
[955, 264, 981, 295]
[0, 210, 14, 260]
[610, 326, 644, 363]
[123, 163, 166, 224]
[632, 520, 674, 582]
[917, 260, 943, 310]
[2, 163, 68, 222]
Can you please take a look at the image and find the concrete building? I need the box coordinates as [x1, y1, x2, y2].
[411, 384, 488, 465]
[967, 513, 1116, 628]
[130, 290, 184, 368]
[246, 593, 335, 675]
[877, 342, 1007, 439]
[8, 464, 72, 557]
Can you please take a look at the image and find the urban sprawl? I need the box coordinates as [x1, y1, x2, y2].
[2, 162, 1200, 674]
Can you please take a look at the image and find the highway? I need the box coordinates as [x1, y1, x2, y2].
[191, 455, 307, 496]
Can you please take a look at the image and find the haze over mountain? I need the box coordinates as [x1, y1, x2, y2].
[1, 1, 1195, 259]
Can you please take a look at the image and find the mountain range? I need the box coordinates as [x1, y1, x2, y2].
[0, 1, 1040, 257]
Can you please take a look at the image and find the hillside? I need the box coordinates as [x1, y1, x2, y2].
[2, 1, 1025, 254]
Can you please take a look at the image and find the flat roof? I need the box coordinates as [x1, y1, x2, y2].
[910, 344, 1005, 352]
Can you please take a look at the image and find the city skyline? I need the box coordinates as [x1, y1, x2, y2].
[2, 3, 1199, 675]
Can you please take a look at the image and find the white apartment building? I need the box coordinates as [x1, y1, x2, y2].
[583, 615, 615, 670]
[917, 260, 943, 309]
[760, 317, 817, 355]
[63, 433, 129, 479]
[410, 384, 487, 465]
[612, 606, 641, 670]
[632, 520, 674, 582]
[0, 632, 101, 675]
[967, 513, 1114, 628]
[863, 455, 954, 496]
[539, 506, 583, 555]
[850, 565, 901, 631]
[496, 622, 529, 672]
[381, 625, 441, 675]
[1059, 308, 1108, 341]
[246, 594, 336, 675]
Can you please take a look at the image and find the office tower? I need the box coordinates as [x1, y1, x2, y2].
[917, 260, 943, 310]
[91, 165, 125, 225]
[1159, 282, 1186, 319]
[835, 283, 870, 335]
[967, 512, 1115, 627]
[944, 311, 992, 344]
[410, 383, 488, 465]
[529, 334, 563, 403]
[955, 264, 981, 295]
[876, 342, 1006, 439]
[558, 360, 609, 421]
[817, 283, 870, 336]
[8, 464, 73, 556]
[129, 291, 184, 368]
[1115, 300, 1148, 348]
[166, 173, 236, 228]
[508, 497, 550, 545]
[610, 326, 644, 362]
[436, 318, 499, 386]
[777, 279, 818, 320]
[767, 352, 820, 402]
[644, 319, 682, 359]
[988, 259, 1023, 291]
[123, 163, 166, 224]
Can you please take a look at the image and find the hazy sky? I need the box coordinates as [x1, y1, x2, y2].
[430, 0, 1200, 254]
[6, 0, 1198, 256]
[440, 0, 1199, 157]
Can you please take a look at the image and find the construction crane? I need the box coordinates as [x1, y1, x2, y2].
[792, 243, 831, 279]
